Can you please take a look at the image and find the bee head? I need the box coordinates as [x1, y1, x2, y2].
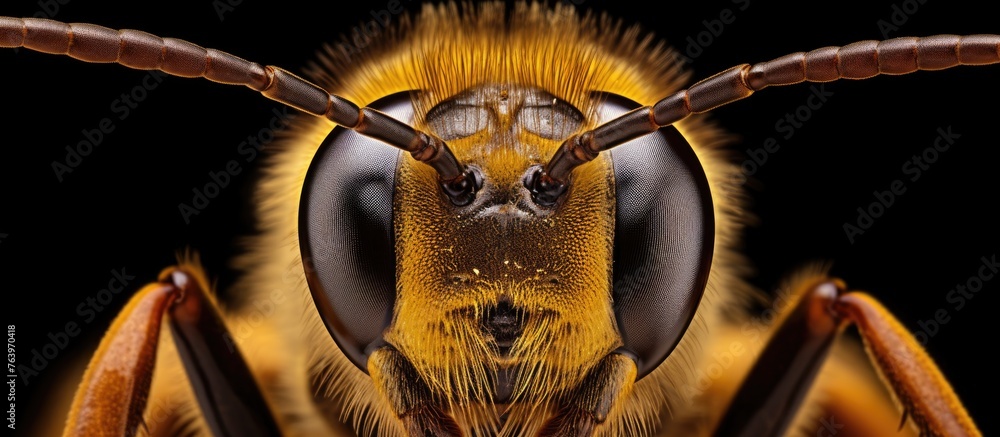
[300, 87, 713, 398]
[297, 0, 714, 411]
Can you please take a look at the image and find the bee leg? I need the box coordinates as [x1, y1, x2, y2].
[537, 353, 637, 437]
[369, 346, 463, 437]
[713, 279, 844, 437]
[63, 276, 177, 437]
[164, 266, 282, 437]
[714, 279, 980, 437]
[63, 266, 281, 437]
[833, 292, 980, 437]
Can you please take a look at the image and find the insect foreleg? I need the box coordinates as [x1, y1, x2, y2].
[63, 279, 177, 437]
[714, 279, 979, 437]
[713, 279, 844, 437]
[63, 266, 281, 437]
[165, 267, 282, 437]
[834, 293, 979, 437]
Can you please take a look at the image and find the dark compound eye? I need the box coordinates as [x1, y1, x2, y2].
[299, 92, 414, 372]
[598, 93, 714, 379]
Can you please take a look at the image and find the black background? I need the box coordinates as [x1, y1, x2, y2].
[2, 1, 997, 436]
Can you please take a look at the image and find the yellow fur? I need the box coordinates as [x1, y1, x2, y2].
[231, 2, 755, 435]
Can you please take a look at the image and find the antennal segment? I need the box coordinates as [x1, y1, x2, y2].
[0, 17, 479, 206]
[529, 34, 999, 206]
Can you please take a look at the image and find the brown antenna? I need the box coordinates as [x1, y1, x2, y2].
[0, 17, 480, 205]
[527, 34, 1000, 206]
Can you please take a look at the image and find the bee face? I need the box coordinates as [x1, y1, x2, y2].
[5, 0, 997, 435]
[389, 85, 619, 401]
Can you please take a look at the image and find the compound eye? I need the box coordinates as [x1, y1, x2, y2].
[598, 93, 715, 379]
[517, 97, 583, 140]
[299, 92, 414, 373]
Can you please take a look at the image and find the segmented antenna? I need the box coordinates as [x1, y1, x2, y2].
[527, 34, 1000, 206]
[0, 17, 480, 206]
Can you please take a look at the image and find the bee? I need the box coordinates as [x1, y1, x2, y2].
[3, 0, 997, 436]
